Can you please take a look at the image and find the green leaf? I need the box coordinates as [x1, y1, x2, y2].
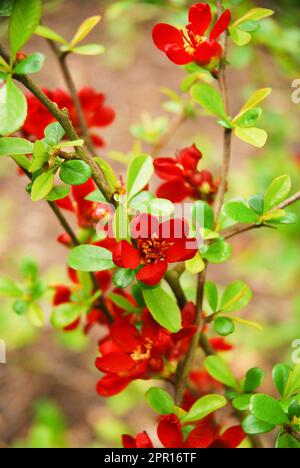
[220, 280, 252, 313]
[46, 185, 70, 202]
[232, 394, 252, 411]
[276, 433, 300, 449]
[85, 189, 106, 203]
[223, 199, 258, 223]
[94, 157, 117, 191]
[248, 194, 264, 215]
[0, 137, 33, 156]
[201, 240, 232, 264]
[14, 53, 45, 74]
[244, 368, 266, 392]
[0, 277, 23, 297]
[264, 175, 292, 212]
[72, 44, 105, 55]
[44, 122, 65, 146]
[28, 303, 45, 327]
[288, 400, 300, 419]
[229, 25, 252, 46]
[214, 317, 235, 336]
[234, 127, 268, 148]
[249, 394, 289, 425]
[9, 0, 42, 62]
[0, 0, 14, 16]
[192, 200, 214, 230]
[126, 154, 154, 200]
[13, 299, 29, 315]
[21, 257, 38, 281]
[273, 364, 292, 397]
[205, 281, 219, 312]
[185, 253, 205, 275]
[146, 387, 175, 415]
[109, 293, 140, 314]
[242, 415, 275, 435]
[60, 160, 92, 185]
[234, 107, 262, 128]
[68, 245, 114, 272]
[113, 269, 135, 289]
[51, 303, 85, 329]
[31, 172, 54, 201]
[0, 77, 27, 136]
[182, 394, 227, 423]
[191, 83, 230, 123]
[234, 8, 274, 26]
[149, 198, 174, 217]
[237, 88, 272, 116]
[142, 286, 182, 333]
[205, 356, 239, 389]
[29, 140, 49, 172]
[70, 16, 101, 47]
[35, 25, 68, 45]
[283, 364, 300, 400]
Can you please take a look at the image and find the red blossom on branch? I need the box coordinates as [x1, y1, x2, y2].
[152, 3, 231, 66]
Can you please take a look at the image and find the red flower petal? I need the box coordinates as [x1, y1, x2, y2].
[157, 414, 183, 448]
[152, 23, 184, 51]
[159, 218, 190, 240]
[141, 309, 160, 343]
[194, 41, 223, 65]
[111, 322, 141, 353]
[184, 422, 217, 448]
[64, 318, 81, 332]
[210, 337, 233, 351]
[154, 158, 184, 181]
[182, 302, 196, 327]
[113, 240, 140, 269]
[122, 435, 136, 448]
[165, 44, 193, 65]
[55, 195, 74, 212]
[177, 144, 202, 171]
[53, 285, 71, 306]
[137, 261, 168, 286]
[95, 352, 136, 373]
[157, 179, 192, 203]
[218, 425, 245, 448]
[136, 432, 154, 448]
[94, 270, 112, 292]
[131, 213, 160, 239]
[96, 374, 130, 397]
[210, 9, 231, 41]
[188, 3, 212, 36]
[165, 239, 197, 263]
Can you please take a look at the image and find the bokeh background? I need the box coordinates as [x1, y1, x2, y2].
[0, 0, 299, 448]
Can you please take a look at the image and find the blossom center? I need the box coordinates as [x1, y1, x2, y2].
[131, 339, 153, 362]
[141, 238, 172, 263]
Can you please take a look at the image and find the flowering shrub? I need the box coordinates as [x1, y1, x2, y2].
[1, 0, 300, 450]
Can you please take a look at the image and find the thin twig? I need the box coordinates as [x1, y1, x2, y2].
[151, 110, 186, 157]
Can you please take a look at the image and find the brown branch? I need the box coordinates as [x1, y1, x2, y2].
[165, 269, 186, 309]
[0, 44, 114, 205]
[47, 40, 96, 156]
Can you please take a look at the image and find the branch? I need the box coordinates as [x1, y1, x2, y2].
[0, 44, 114, 205]
[47, 40, 96, 156]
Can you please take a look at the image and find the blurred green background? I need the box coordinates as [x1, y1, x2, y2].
[0, 0, 299, 448]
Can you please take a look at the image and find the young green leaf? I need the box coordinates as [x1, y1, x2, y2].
[0, 77, 27, 136]
[0, 137, 33, 156]
[146, 387, 175, 415]
[244, 368, 266, 392]
[234, 107, 262, 128]
[126, 155, 154, 200]
[236, 88, 272, 117]
[70, 16, 101, 47]
[272, 363, 292, 397]
[28, 303, 45, 327]
[182, 394, 227, 423]
[191, 83, 230, 123]
[113, 269, 135, 289]
[68, 245, 114, 272]
[94, 157, 117, 191]
[29, 140, 49, 172]
[232, 394, 252, 411]
[72, 44, 105, 55]
[44, 122, 65, 146]
[264, 175, 291, 212]
[204, 281, 219, 312]
[85, 189, 106, 203]
[201, 240, 232, 264]
[234, 127, 268, 148]
[214, 317, 235, 336]
[185, 253, 205, 275]
[205, 356, 239, 389]
[35, 25, 68, 45]
[248, 194, 264, 215]
[249, 394, 289, 425]
[0, 277, 23, 297]
[223, 199, 258, 224]
[60, 160, 92, 185]
[220, 280, 253, 313]
[192, 200, 214, 230]
[283, 364, 300, 400]
[229, 26, 251, 47]
[9, 0, 42, 62]
[234, 8, 274, 26]
[14, 53, 45, 75]
[276, 433, 300, 449]
[46, 185, 70, 202]
[109, 293, 141, 314]
[31, 172, 54, 201]
[242, 415, 275, 435]
[142, 286, 182, 333]
[51, 303, 86, 329]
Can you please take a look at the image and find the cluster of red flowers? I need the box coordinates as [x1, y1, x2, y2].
[153, 3, 231, 67]
[154, 144, 219, 203]
[123, 415, 245, 449]
[21, 87, 115, 146]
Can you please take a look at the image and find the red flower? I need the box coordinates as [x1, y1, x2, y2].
[154, 145, 219, 203]
[122, 432, 153, 449]
[112, 215, 197, 286]
[210, 337, 233, 352]
[21, 87, 115, 146]
[153, 3, 231, 66]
